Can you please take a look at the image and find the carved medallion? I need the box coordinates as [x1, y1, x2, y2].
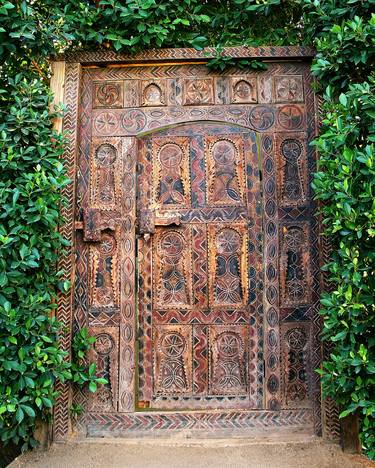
[277, 105, 304, 130]
[93, 81, 123, 108]
[183, 78, 214, 105]
[275, 75, 303, 102]
[249, 105, 275, 131]
[141, 80, 166, 107]
[230, 77, 257, 103]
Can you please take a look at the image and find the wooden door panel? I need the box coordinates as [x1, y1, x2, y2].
[137, 124, 261, 410]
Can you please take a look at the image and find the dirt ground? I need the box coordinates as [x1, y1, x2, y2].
[8, 438, 375, 468]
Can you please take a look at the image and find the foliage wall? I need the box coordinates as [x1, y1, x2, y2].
[0, 0, 373, 458]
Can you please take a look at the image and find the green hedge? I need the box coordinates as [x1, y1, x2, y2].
[0, 0, 373, 458]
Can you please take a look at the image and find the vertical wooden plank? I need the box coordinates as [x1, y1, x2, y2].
[50, 61, 66, 133]
[118, 137, 137, 412]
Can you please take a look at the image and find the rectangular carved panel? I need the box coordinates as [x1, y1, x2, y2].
[183, 78, 214, 105]
[276, 132, 308, 207]
[89, 231, 119, 309]
[153, 325, 192, 395]
[90, 137, 123, 210]
[230, 77, 257, 104]
[152, 136, 191, 209]
[280, 222, 312, 307]
[281, 322, 312, 408]
[205, 135, 246, 207]
[209, 325, 249, 395]
[153, 226, 192, 309]
[274, 75, 304, 103]
[208, 223, 248, 308]
[88, 327, 119, 412]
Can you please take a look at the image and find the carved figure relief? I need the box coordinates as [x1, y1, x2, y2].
[206, 136, 245, 206]
[280, 224, 311, 306]
[93, 81, 124, 108]
[153, 137, 191, 208]
[155, 230, 190, 307]
[275, 75, 304, 103]
[91, 233, 118, 308]
[141, 80, 166, 107]
[230, 77, 257, 103]
[210, 327, 248, 395]
[154, 326, 192, 394]
[183, 78, 214, 105]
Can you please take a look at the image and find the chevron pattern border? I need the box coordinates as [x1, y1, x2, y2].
[53, 62, 81, 442]
[60, 46, 315, 64]
[87, 409, 314, 437]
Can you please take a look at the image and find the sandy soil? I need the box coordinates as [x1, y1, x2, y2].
[8, 438, 375, 468]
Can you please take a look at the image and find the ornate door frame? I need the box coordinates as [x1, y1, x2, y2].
[52, 46, 339, 442]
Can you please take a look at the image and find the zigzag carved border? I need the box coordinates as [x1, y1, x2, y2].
[60, 46, 315, 64]
[53, 62, 81, 442]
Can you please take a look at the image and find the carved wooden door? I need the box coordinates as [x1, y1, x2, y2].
[65, 51, 322, 440]
[136, 125, 262, 409]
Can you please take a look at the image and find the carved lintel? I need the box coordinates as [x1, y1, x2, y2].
[138, 208, 181, 235]
[82, 207, 118, 242]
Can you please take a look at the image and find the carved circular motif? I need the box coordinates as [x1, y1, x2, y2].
[94, 333, 114, 356]
[121, 109, 147, 133]
[249, 106, 275, 131]
[97, 83, 120, 106]
[277, 105, 303, 130]
[96, 144, 117, 166]
[158, 143, 183, 168]
[160, 332, 186, 358]
[216, 229, 241, 254]
[216, 331, 244, 358]
[99, 234, 116, 255]
[234, 80, 253, 99]
[277, 77, 301, 101]
[94, 111, 119, 135]
[281, 139, 302, 162]
[285, 227, 304, 249]
[286, 327, 307, 350]
[160, 232, 184, 257]
[212, 140, 236, 165]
